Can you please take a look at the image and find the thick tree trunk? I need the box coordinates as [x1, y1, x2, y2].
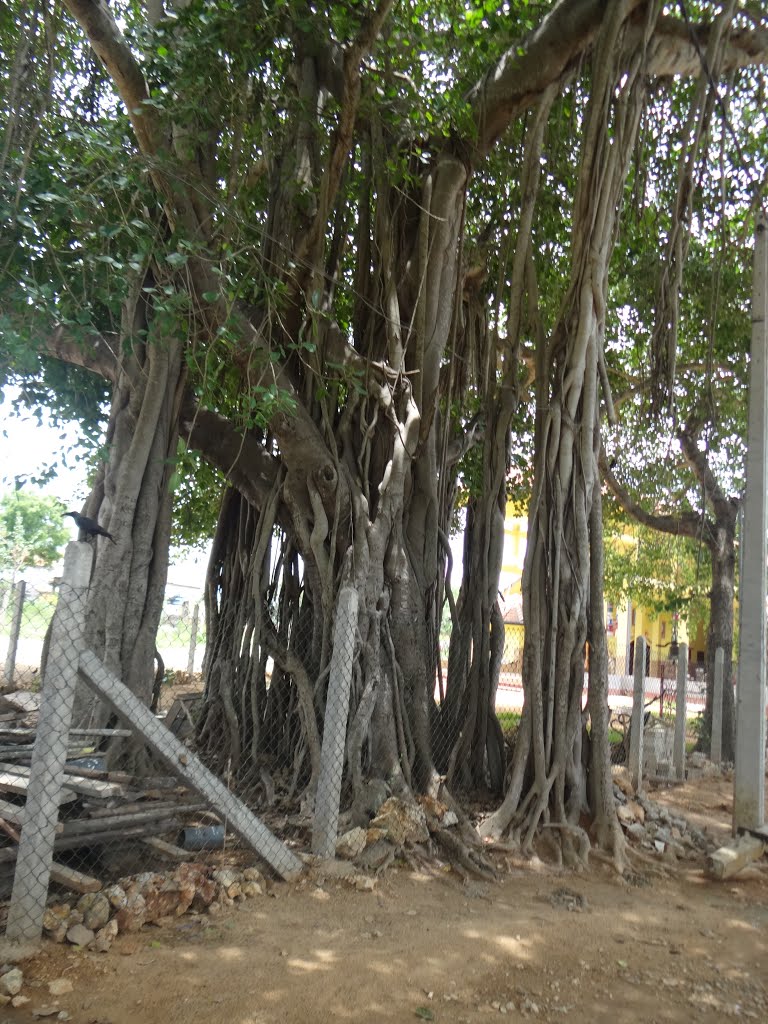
[479, 3, 652, 859]
[71, 276, 186, 767]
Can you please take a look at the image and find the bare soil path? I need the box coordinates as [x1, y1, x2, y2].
[6, 771, 768, 1024]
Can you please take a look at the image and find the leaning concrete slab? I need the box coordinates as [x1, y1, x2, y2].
[78, 650, 302, 882]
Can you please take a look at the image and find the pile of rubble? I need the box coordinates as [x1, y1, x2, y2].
[612, 765, 715, 861]
[41, 862, 266, 953]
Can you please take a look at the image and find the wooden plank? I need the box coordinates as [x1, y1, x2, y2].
[50, 862, 102, 894]
[78, 650, 303, 881]
[0, 799, 63, 833]
[0, 771, 77, 804]
[61, 802, 207, 837]
[85, 799, 200, 819]
[0, 762, 124, 799]
[0, 818, 185, 864]
[0, 799, 25, 827]
[706, 835, 765, 880]
[142, 836, 191, 861]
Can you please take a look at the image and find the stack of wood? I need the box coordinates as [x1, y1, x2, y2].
[0, 691, 218, 893]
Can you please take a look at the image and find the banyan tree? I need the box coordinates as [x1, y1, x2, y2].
[1, 0, 766, 864]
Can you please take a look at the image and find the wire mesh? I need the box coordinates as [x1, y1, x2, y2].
[0, 564, 732, 943]
[0, 567, 299, 944]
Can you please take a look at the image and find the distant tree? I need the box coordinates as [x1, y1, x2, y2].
[0, 491, 69, 574]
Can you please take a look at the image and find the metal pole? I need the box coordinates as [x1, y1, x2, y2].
[734, 212, 767, 833]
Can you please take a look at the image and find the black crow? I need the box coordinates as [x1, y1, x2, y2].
[63, 511, 115, 543]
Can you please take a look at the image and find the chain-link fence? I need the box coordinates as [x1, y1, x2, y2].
[0, 553, 300, 945]
[0, 552, 729, 944]
[1, 576, 206, 699]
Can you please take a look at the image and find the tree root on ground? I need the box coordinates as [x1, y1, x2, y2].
[539, 822, 592, 869]
[432, 826, 499, 883]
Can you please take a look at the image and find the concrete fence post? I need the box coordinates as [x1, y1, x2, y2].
[674, 643, 688, 781]
[5, 543, 92, 943]
[3, 580, 26, 689]
[711, 647, 724, 766]
[628, 636, 646, 792]
[312, 585, 359, 858]
[186, 603, 200, 675]
[735, 211, 767, 832]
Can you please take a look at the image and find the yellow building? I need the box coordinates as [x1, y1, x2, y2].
[499, 504, 707, 679]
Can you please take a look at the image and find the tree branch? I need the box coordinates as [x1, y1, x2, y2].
[467, 0, 768, 160]
[62, 1, 162, 163]
[600, 450, 707, 542]
[677, 413, 740, 525]
[33, 325, 119, 382]
[180, 401, 280, 513]
[638, 12, 768, 77]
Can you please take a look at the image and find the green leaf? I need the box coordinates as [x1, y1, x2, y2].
[414, 1010, 434, 1021]
[165, 252, 188, 268]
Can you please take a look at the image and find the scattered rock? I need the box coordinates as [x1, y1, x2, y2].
[242, 867, 265, 885]
[11, 994, 31, 1008]
[212, 868, 241, 890]
[93, 919, 119, 953]
[77, 892, 111, 932]
[370, 797, 429, 845]
[47, 979, 73, 997]
[66, 923, 94, 947]
[626, 822, 646, 843]
[336, 827, 368, 860]
[114, 892, 147, 934]
[42, 908, 68, 945]
[611, 766, 634, 797]
[351, 875, 376, 892]
[103, 885, 128, 911]
[241, 881, 263, 898]
[0, 968, 23, 997]
[617, 804, 636, 825]
[31, 1006, 59, 1018]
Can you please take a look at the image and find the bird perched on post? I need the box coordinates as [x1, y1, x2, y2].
[63, 511, 115, 543]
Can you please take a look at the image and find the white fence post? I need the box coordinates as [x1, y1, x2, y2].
[312, 585, 359, 858]
[186, 603, 200, 675]
[711, 647, 724, 766]
[5, 543, 92, 943]
[628, 636, 646, 792]
[673, 643, 688, 781]
[735, 212, 767, 832]
[3, 580, 26, 689]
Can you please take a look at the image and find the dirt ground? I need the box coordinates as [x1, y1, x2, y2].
[6, 770, 768, 1024]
